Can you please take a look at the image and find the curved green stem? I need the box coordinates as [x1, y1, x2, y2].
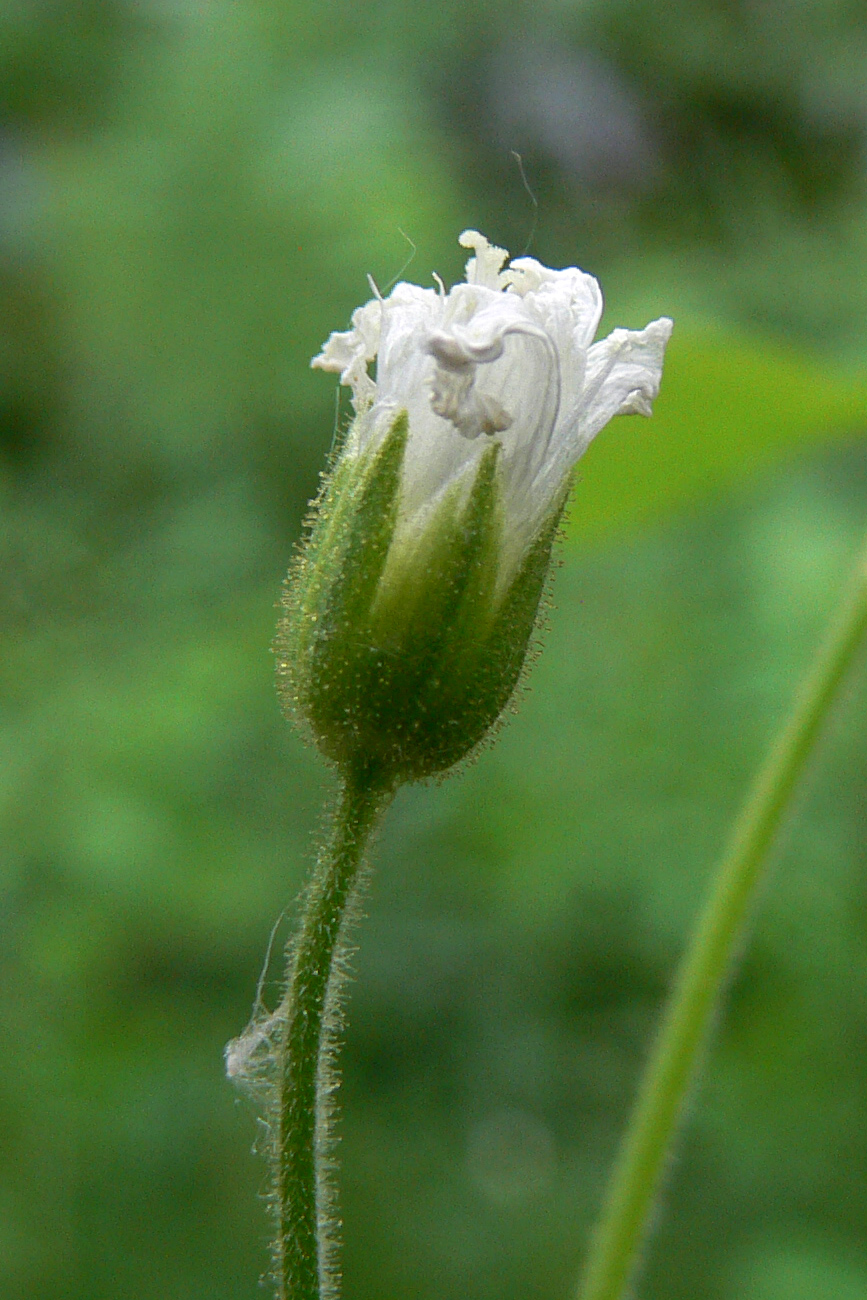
[275, 766, 394, 1300]
[576, 533, 867, 1300]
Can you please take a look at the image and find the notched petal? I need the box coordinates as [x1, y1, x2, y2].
[578, 316, 673, 446]
[311, 298, 383, 411]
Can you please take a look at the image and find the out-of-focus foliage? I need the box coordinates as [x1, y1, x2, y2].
[574, 327, 867, 543]
[3, 3, 867, 1300]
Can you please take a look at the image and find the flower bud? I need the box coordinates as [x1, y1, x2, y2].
[277, 232, 671, 784]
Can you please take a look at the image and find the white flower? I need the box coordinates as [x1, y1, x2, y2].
[312, 230, 672, 590]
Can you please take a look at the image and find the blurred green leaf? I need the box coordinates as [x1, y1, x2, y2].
[570, 326, 867, 544]
[731, 1242, 867, 1300]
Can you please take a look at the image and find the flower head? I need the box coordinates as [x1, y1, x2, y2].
[278, 233, 671, 784]
[313, 230, 672, 592]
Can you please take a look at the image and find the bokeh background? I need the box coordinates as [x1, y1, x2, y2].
[4, 3, 867, 1298]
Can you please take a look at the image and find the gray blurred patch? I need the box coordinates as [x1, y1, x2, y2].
[486, 41, 658, 190]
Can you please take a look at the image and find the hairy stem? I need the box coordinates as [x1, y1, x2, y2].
[577, 533, 867, 1300]
[275, 766, 394, 1300]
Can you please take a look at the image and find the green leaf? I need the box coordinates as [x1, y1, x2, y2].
[569, 325, 867, 546]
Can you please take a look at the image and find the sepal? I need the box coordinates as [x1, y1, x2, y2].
[276, 411, 564, 784]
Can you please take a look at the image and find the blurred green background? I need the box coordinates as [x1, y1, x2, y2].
[3, 3, 867, 1298]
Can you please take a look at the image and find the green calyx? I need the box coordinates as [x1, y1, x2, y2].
[276, 411, 565, 785]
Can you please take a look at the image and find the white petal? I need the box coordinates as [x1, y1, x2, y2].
[517, 269, 603, 457]
[375, 282, 443, 410]
[311, 298, 382, 411]
[373, 281, 481, 517]
[426, 294, 559, 450]
[431, 290, 539, 366]
[578, 317, 673, 449]
[506, 261, 603, 349]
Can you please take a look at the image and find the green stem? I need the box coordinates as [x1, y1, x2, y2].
[576, 533, 867, 1300]
[275, 766, 394, 1300]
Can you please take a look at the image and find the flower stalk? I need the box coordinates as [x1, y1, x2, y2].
[275, 766, 394, 1300]
[576, 531, 867, 1300]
